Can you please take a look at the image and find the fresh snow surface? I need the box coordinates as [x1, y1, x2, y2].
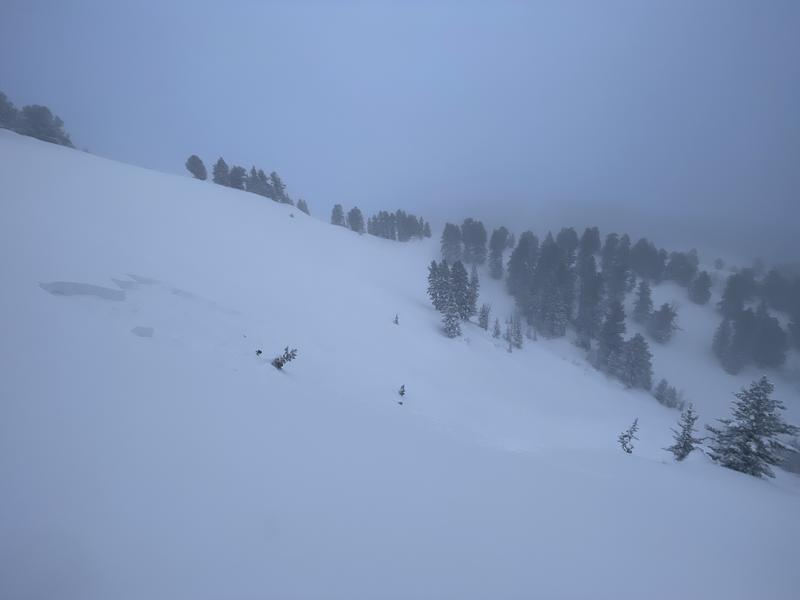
[1, 129, 799, 599]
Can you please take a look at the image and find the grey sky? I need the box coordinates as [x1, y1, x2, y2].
[2, 0, 798, 261]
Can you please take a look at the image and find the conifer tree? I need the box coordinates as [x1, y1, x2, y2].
[441, 223, 463, 263]
[712, 319, 732, 361]
[0, 91, 17, 129]
[347, 207, 365, 233]
[478, 304, 491, 330]
[721, 309, 756, 374]
[605, 234, 631, 301]
[578, 226, 601, 259]
[511, 314, 524, 349]
[461, 218, 488, 264]
[706, 377, 798, 478]
[442, 293, 462, 338]
[665, 405, 701, 461]
[467, 264, 480, 318]
[423, 222, 432, 238]
[618, 418, 639, 454]
[753, 302, 788, 368]
[601, 233, 619, 275]
[597, 300, 627, 377]
[212, 157, 230, 185]
[506, 231, 539, 302]
[575, 255, 604, 347]
[556, 227, 579, 265]
[622, 334, 653, 390]
[450, 261, 471, 320]
[688, 271, 712, 305]
[296, 199, 310, 215]
[718, 272, 754, 318]
[630, 238, 662, 280]
[185, 155, 207, 180]
[647, 303, 678, 343]
[790, 291, 800, 350]
[17, 104, 73, 146]
[762, 270, 791, 311]
[488, 226, 510, 279]
[493, 318, 502, 339]
[427, 260, 447, 312]
[665, 251, 699, 287]
[633, 280, 653, 324]
[270, 171, 292, 204]
[228, 166, 247, 190]
[246, 166, 262, 195]
[653, 378, 682, 409]
[529, 233, 570, 337]
[331, 204, 346, 226]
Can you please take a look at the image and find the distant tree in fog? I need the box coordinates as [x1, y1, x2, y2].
[185, 155, 207, 180]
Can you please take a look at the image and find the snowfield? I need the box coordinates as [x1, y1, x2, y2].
[1, 130, 799, 599]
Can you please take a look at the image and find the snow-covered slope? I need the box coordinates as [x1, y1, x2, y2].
[1, 130, 798, 599]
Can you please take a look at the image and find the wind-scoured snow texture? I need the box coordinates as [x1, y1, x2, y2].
[1, 130, 799, 600]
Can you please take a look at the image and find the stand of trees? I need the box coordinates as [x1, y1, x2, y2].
[185, 154, 303, 210]
[0, 90, 73, 147]
[440, 219, 489, 265]
[366, 210, 431, 241]
[427, 259, 480, 338]
[711, 268, 799, 373]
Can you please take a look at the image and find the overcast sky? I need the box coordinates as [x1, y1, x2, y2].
[2, 0, 798, 261]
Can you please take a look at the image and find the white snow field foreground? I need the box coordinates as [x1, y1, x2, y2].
[1, 130, 799, 599]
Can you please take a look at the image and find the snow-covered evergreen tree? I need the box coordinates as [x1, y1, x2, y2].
[478, 303, 491, 330]
[665, 405, 701, 461]
[228, 165, 247, 190]
[427, 260, 447, 312]
[511, 314, 524, 349]
[597, 300, 626, 378]
[633, 280, 653, 324]
[618, 418, 639, 454]
[578, 226, 601, 258]
[622, 333, 653, 390]
[488, 226, 509, 279]
[506, 231, 538, 303]
[647, 303, 678, 343]
[270, 171, 292, 204]
[706, 376, 798, 478]
[753, 302, 788, 368]
[461, 218, 488, 264]
[442, 293, 462, 338]
[450, 261, 471, 320]
[575, 255, 604, 347]
[212, 157, 230, 186]
[688, 271, 712, 305]
[653, 378, 682, 409]
[467, 264, 480, 318]
[712, 319, 732, 361]
[347, 207, 365, 233]
[493, 318, 502, 339]
[296, 199, 310, 215]
[441, 223, 463, 264]
[331, 204, 345, 226]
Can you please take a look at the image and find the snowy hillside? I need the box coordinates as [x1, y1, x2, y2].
[1, 129, 799, 599]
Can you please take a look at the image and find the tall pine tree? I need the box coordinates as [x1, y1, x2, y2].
[633, 280, 653, 324]
[597, 300, 627, 378]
